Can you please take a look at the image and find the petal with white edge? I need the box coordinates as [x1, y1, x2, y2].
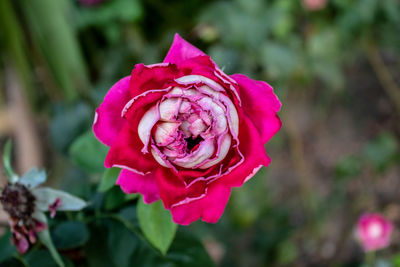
[199, 134, 231, 169]
[138, 104, 160, 152]
[173, 139, 215, 168]
[33, 187, 87, 212]
[19, 167, 47, 189]
[159, 98, 182, 121]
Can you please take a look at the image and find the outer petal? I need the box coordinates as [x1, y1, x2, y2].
[221, 114, 271, 187]
[93, 76, 131, 146]
[169, 183, 231, 225]
[163, 34, 206, 65]
[105, 124, 159, 174]
[129, 63, 180, 98]
[116, 169, 160, 204]
[230, 74, 282, 143]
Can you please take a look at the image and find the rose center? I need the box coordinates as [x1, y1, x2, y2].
[185, 135, 204, 151]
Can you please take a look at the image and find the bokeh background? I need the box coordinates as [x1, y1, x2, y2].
[0, 0, 400, 266]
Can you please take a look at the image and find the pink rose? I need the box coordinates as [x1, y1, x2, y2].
[302, 0, 328, 11]
[356, 213, 393, 252]
[93, 34, 281, 225]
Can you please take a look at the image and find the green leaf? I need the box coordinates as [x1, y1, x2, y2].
[334, 155, 363, 180]
[104, 187, 137, 211]
[107, 220, 139, 267]
[24, 249, 73, 267]
[2, 140, 18, 183]
[69, 131, 109, 173]
[137, 197, 177, 255]
[35, 213, 65, 267]
[84, 224, 116, 267]
[52, 221, 90, 250]
[98, 168, 120, 192]
[33, 187, 87, 212]
[165, 230, 216, 267]
[0, 230, 17, 263]
[364, 132, 399, 171]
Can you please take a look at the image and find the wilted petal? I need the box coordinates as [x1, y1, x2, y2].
[19, 167, 46, 189]
[33, 187, 86, 212]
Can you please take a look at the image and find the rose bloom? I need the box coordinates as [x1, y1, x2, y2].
[356, 213, 393, 252]
[302, 0, 328, 11]
[93, 34, 281, 225]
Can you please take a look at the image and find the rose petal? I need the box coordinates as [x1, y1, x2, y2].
[154, 122, 181, 146]
[129, 63, 180, 98]
[230, 74, 282, 143]
[117, 169, 160, 204]
[172, 138, 215, 168]
[199, 134, 231, 169]
[221, 114, 271, 187]
[93, 76, 131, 146]
[163, 34, 206, 65]
[159, 97, 182, 121]
[138, 104, 160, 152]
[105, 124, 159, 175]
[197, 97, 227, 135]
[151, 148, 170, 168]
[169, 184, 231, 225]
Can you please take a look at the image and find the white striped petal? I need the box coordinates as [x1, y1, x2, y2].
[173, 139, 215, 168]
[138, 105, 160, 152]
[159, 98, 182, 121]
[199, 134, 231, 169]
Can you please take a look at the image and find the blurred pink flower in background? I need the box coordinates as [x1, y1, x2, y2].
[302, 0, 328, 11]
[356, 213, 393, 252]
[79, 0, 106, 6]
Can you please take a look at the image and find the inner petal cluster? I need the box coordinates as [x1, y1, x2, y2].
[137, 80, 239, 172]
